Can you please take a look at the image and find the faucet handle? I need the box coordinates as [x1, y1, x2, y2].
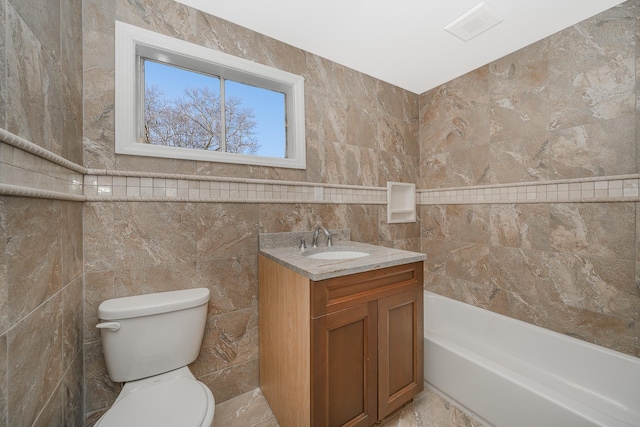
[299, 238, 307, 250]
[326, 233, 333, 247]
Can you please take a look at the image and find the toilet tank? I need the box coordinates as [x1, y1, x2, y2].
[97, 288, 210, 382]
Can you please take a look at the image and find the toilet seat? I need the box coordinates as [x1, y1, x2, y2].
[96, 374, 214, 427]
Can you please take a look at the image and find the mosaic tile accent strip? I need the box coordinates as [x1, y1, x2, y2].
[83, 170, 387, 204]
[0, 129, 387, 204]
[417, 175, 640, 205]
[0, 128, 86, 174]
[3, 128, 640, 205]
[0, 142, 84, 199]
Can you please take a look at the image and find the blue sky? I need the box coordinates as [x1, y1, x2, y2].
[145, 60, 286, 157]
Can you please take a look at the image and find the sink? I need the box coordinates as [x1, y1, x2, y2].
[305, 250, 370, 260]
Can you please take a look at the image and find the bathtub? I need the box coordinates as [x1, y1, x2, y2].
[423, 291, 640, 427]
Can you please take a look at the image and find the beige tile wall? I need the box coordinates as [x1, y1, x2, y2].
[419, 0, 640, 359]
[0, 0, 84, 426]
[81, 0, 419, 423]
[0, 122, 407, 425]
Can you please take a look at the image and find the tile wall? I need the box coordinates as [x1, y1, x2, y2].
[0, 0, 84, 426]
[419, 0, 640, 358]
[81, 0, 419, 424]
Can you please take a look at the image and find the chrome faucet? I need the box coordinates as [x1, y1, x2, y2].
[311, 226, 332, 247]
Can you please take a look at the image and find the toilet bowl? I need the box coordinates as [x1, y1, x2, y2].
[95, 288, 215, 427]
[95, 366, 214, 427]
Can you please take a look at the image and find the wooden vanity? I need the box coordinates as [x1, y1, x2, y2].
[258, 239, 424, 427]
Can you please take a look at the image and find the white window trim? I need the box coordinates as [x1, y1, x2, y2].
[114, 21, 306, 169]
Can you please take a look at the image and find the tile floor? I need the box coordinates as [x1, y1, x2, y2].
[212, 387, 485, 427]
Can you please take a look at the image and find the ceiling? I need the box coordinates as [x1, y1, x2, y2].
[174, 0, 626, 94]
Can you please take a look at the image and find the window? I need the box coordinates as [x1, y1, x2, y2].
[115, 21, 306, 169]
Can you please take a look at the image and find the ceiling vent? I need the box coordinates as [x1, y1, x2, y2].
[445, 2, 503, 42]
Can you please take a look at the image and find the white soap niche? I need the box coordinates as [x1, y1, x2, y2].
[387, 182, 416, 223]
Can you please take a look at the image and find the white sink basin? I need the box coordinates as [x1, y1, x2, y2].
[305, 250, 370, 260]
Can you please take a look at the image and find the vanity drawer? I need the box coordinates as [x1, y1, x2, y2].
[311, 261, 422, 318]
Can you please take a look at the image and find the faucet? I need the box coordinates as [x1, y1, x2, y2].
[311, 226, 333, 247]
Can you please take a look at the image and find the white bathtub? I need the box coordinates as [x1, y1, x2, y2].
[423, 291, 640, 427]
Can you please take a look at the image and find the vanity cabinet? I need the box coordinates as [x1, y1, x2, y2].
[259, 256, 423, 427]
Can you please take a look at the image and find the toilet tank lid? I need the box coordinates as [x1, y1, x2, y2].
[98, 288, 210, 320]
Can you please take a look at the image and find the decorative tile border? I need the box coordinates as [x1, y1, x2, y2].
[2, 128, 640, 205]
[0, 142, 84, 199]
[0, 129, 386, 204]
[0, 128, 86, 174]
[417, 176, 640, 205]
[83, 170, 387, 204]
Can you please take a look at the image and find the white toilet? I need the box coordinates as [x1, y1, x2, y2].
[95, 288, 215, 427]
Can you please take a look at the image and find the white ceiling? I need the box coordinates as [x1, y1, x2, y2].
[174, 0, 626, 94]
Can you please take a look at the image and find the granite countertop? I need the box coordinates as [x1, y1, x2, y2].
[259, 236, 426, 281]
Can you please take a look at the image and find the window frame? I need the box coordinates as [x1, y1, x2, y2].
[114, 21, 306, 169]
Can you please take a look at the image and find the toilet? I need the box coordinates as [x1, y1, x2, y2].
[94, 288, 215, 427]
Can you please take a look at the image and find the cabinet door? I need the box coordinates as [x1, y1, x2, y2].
[312, 301, 377, 427]
[377, 288, 423, 419]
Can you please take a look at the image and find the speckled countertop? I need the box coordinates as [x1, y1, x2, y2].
[259, 230, 426, 281]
